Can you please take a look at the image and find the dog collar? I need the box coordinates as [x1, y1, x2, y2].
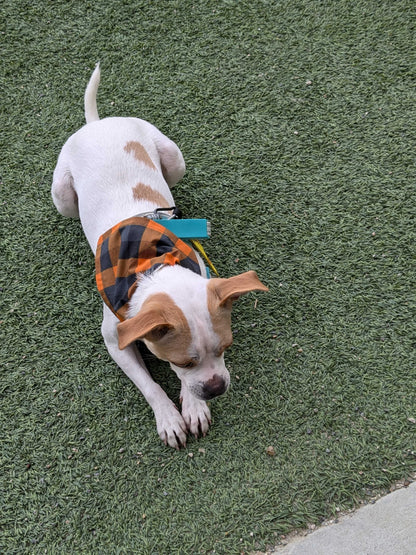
[95, 216, 202, 321]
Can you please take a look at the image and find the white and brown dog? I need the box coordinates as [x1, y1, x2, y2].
[52, 65, 268, 448]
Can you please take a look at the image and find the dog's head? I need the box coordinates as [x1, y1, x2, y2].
[117, 270, 268, 400]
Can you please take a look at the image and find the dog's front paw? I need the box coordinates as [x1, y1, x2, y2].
[155, 402, 188, 449]
[181, 387, 212, 438]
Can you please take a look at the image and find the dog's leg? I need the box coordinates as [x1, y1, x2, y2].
[180, 382, 212, 438]
[152, 132, 186, 188]
[101, 305, 188, 449]
[52, 154, 79, 218]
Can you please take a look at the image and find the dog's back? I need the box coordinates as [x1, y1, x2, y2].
[52, 66, 185, 250]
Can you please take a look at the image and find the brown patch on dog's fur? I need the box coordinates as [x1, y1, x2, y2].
[144, 295, 192, 364]
[124, 140, 157, 170]
[206, 285, 234, 356]
[132, 182, 169, 207]
[118, 293, 192, 361]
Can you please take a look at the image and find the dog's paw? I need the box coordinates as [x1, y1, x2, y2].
[181, 389, 212, 438]
[155, 402, 188, 449]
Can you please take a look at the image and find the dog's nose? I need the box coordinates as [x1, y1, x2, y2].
[201, 374, 227, 400]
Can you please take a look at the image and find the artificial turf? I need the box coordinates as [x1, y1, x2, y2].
[1, 0, 416, 553]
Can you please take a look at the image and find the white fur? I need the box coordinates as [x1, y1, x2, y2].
[52, 65, 265, 449]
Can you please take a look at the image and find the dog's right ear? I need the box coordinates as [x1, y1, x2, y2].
[117, 312, 173, 350]
[117, 292, 187, 350]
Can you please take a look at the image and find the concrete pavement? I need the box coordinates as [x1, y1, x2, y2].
[272, 482, 416, 555]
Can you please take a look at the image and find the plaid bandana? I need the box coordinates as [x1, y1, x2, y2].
[95, 216, 201, 321]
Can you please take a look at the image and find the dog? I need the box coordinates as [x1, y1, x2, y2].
[51, 65, 268, 448]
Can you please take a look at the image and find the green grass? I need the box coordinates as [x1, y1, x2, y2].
[1, 0, 416, 553]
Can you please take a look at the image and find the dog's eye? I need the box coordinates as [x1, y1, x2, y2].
[176, 360, 197, 369]
[182, 361, 197, 369]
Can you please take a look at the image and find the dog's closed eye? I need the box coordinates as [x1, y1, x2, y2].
[173, 360, 198, 369]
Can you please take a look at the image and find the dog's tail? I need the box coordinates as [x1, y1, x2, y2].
[84, 63, 101, 124]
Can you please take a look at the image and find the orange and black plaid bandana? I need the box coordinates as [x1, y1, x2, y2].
[95, 216, 201, 321]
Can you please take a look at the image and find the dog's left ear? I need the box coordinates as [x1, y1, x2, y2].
[209, 270, 269, 306]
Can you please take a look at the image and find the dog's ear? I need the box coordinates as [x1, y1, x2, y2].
[117, 292, 187, 350]
[209, 270, 269, 307]
[117, 311, 173, 350]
